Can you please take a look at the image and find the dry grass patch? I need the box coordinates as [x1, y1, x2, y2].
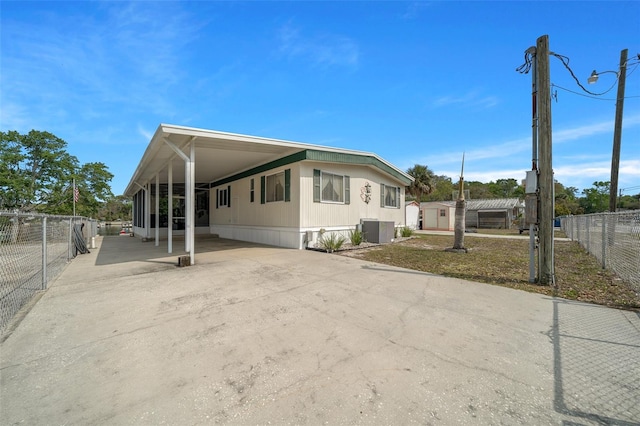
[340, 235, 639, 310]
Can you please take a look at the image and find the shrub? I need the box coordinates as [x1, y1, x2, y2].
[349, 229, 364, 246]
[320, 232, 346, 252]
[400, 227, 413, 237]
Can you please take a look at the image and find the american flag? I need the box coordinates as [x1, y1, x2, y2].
[74, 186, 79, 203]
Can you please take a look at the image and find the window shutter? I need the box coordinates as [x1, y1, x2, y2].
[216, 188, 219, 209]
[345, 176, 350, 204]
[260, 176, 265, 204]
[227, 185, 231, 207]
[396, 187, 401, 209]
[380, 184, 385, 207]
[313, 169, 321, 202]
[285, 169, 291, 202]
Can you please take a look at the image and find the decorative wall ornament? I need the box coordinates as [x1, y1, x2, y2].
[361, 182, 372, 204]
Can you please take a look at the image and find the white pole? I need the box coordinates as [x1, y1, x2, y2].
[155, 173, 159, 246]
[190, 141, 196, 265]
[168, 163, 173, 254]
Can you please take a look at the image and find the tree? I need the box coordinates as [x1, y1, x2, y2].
[98, 195, 132, 221]
[406, 164, 434, 202]
[425, 175, 454, 201]
[452, 155, 467, 251]
[0, 130, 114, 216]
[466, 181, 493, 199]
[554, 181, 582, 216]
[1, 130, 77, 210]
[488, 178, 520, 198]
[580, 181, 610, 214]
[618, 193, 640, 210]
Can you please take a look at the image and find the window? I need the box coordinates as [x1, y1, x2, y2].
[440, 209, 446, 217]
[313, 169, 350, 204]
[322, 172, 344, 203]
[266, 171, 285, 203]
[260, 169, 290, 204]
[380, 184, 400, 208]
[250, 178, 254, 203]
[216, 185, 231, 208]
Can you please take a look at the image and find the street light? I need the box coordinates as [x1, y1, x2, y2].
[587, 69, 618, 85]
[587, 49, 628, 212]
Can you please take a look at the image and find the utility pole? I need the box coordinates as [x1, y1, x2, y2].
[609, 48, 628, 212]
[536, 35, 555, 286]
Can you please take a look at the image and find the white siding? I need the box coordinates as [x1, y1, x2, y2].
[299, 162, 405, 228]
[210, 166, 300, 229]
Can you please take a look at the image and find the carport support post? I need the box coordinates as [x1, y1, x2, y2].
[145, 182, 151, 239]
[189, 140, 195, 265]
[155, 173, 159, 246]
[168, 163, 173, 254]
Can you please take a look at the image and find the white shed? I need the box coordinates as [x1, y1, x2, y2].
[405, 201, 420, 230]
[420, 201, 456, 231]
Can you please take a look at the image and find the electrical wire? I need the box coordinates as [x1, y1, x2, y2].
[550, 52, 618, 96]
[551, 83, 640, 101]
[516, 48, 535, 74]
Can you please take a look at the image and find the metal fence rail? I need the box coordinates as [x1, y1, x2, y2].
[560, 210, 640, 292]
[0, 212, 96, 334]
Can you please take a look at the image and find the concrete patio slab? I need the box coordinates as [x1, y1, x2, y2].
[1, 235, 638, 425]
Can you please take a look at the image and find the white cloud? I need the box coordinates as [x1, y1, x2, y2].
[432, 90, 499, 109]
[277, 22, 359, 69]
[137, 124, 153, 141]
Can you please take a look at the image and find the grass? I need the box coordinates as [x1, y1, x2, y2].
[340, 234, 640, 310]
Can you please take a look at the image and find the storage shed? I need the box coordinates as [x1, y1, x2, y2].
[465, 198, 524, 229]
[420, 201, 456, 231]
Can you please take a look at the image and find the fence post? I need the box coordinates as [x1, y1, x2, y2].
[42, 216, 47, 290]
[601, 213, 606, 269]
[68, 218, 73, 261]
[586, 216, 590, 252]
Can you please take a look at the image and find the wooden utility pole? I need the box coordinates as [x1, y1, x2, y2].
[536, 35, 555, 285]
[609, 48, 628, 212]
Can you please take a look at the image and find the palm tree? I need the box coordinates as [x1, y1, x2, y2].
[452, 153, 466, 251]
[406, 164, 434, 202]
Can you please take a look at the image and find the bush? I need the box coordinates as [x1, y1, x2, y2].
[400, 227, 413, 237]
[349, 229, 364, 246]
[320, 232, 346, 252]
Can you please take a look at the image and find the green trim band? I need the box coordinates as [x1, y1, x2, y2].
[211, 149, 410, 187]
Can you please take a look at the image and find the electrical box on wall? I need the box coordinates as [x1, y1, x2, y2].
[525, 170, 538, 194]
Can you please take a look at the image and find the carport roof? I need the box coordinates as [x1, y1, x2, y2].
[124, 124, 412, 196]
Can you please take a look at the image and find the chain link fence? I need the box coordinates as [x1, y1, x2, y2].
[0, 212, 97, 335]
[559, 210, 640, 292]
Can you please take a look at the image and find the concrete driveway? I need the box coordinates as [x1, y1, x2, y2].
[1, 235, 638, 425]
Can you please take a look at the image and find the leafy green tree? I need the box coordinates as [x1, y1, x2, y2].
[425, 175, 454, 201]
[466, 181, 493, 199]
[406, 164, 434, 202]
[579, 181, 610, 214]
[1, 130, 77, 210]
[0, 130, 113, 216]
[488, 178, 520, 198]
[618, 193, 640, 210]
[98, 195, 132, 221]
[554, 181, 582, 216]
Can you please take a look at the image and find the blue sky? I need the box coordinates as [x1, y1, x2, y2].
[2, 1, 639, 196]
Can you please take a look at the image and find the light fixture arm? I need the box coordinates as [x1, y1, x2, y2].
[587, 69, 619, 85]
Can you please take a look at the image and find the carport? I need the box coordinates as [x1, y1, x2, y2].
[124, 124, 305, 264]
[124, 124, 398, 264]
